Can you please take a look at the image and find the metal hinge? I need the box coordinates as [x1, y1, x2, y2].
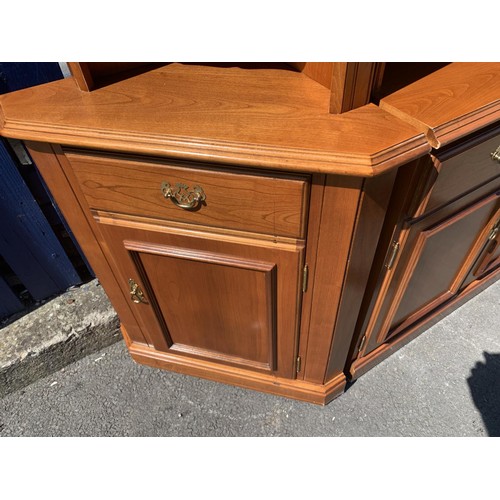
[6, 138, 32, 165]
[296, 356, 302, 373]
[358, 335, 367, 353]
[385, 241, 400, 270]
[128, 278, 146, 304]
[302, 264, 309, 293]
[488, 220, 500, 241]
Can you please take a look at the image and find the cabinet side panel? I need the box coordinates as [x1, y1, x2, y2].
[325, 170, 397, 381]
[25, 142, 148, 345]
[303, 175, 362, 383]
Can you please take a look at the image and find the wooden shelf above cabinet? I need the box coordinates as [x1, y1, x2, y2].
[379, 62, 500, 148]
[0, 63, 428, 176]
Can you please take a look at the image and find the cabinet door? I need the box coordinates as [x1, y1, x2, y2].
[363, 190, 500, 351]
[462, 215, 500, 286]
[96, 218, 304, 379]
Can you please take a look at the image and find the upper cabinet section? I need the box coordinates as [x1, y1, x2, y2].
[379, 63, 500, 148]
[0, 62, 429, 176]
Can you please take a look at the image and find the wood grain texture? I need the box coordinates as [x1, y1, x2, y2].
[0, 64, 428, 176]
[295, 174, 326, 381]
[426, 128, 500, 215]
[302, 175, 363, 383]
[383, 193, 500, 342]
[355, 163, 500, 357]
[67, 63, 93, 92]
[380, 63, 500, 148]
[25, 142, 149, 346]
[65, 150, 309, 238]
[95, 216, 304, 379]
[326, 170, 397, 380]
[127, 328, 346, 405]
[359, 177, 500, 356]
[472, 239, 500, 279]
[330, 63, 381, 114]
[288, 63, 334, 90]
[127, 241, 277, 372]
[350, 267, 500, 380]
[347, 159, 428, 359]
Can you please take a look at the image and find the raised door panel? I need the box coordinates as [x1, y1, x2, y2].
[95, 218, 304, 379]
[364, 191, 500, 351]
[389, 196, 499, 336]
[130, 243, 276, 372]
[462, 214, 500, 286]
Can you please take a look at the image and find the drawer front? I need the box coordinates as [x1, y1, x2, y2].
[64, 151, 309, 238]
[426, 130, 500, 214]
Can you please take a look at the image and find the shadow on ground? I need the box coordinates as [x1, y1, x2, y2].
[467, 352, 500, 437]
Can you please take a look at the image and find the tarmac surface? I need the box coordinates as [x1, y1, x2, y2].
[0, 280, 499, 437]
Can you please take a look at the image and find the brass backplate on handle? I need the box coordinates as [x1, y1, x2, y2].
[128, 278, 146, 304]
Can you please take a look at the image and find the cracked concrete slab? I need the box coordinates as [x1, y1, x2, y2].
[0, 279, 120, 398]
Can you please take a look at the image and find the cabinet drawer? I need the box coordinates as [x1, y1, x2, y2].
[64, 151, 310, 238]
[425, 128, 500, 214]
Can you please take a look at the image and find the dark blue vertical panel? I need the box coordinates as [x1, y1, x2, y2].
[0, 275, 23, 318]
[33, 165, 95, 278]
[0, 62, 63, 94]
[0, 139, 81, 300]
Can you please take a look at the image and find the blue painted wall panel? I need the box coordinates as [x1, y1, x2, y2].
[0, 275, 23, 318]
[0, 139, 81, 300]
[0, 62, 63, 93]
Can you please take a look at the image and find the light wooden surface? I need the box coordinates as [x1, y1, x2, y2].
[330, 63, 382, 114]
[327, 170, 397, 380]
[301, 175, 363, 383]
[8, 63, 499, 405]
[0, 63, 428, 176]
[127, 328, 346, 405]
[95, 214, 305, 379]
[288, 62, 334, 90]
[380, 62, 500, 148]
[65, 150, 309, 238]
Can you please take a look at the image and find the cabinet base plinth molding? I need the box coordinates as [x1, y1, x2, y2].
[1, 62, 499, 404]
[125, 328, 347, 405]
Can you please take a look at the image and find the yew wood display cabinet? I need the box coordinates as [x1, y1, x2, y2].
[0, 62, 498, 404]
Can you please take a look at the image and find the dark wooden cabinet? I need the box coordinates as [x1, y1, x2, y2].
[350, 127, 500, 378]
[362, 189, 499, 352]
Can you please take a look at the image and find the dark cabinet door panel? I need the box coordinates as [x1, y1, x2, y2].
[387, 194, 500, 338]
[362, 190, 500, 352]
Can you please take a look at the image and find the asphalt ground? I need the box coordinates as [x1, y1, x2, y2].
[3, 279, 497, 500]
[1, 280, 498, 437]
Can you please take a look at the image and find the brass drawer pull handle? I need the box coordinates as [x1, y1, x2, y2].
[128, 278, 146, 304]
[491, 146, 500, 163]
[161, 181, 206, 210]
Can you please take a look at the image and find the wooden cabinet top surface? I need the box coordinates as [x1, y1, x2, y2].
[380, 62, 500, 149]
[0, 63, 429, 176]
